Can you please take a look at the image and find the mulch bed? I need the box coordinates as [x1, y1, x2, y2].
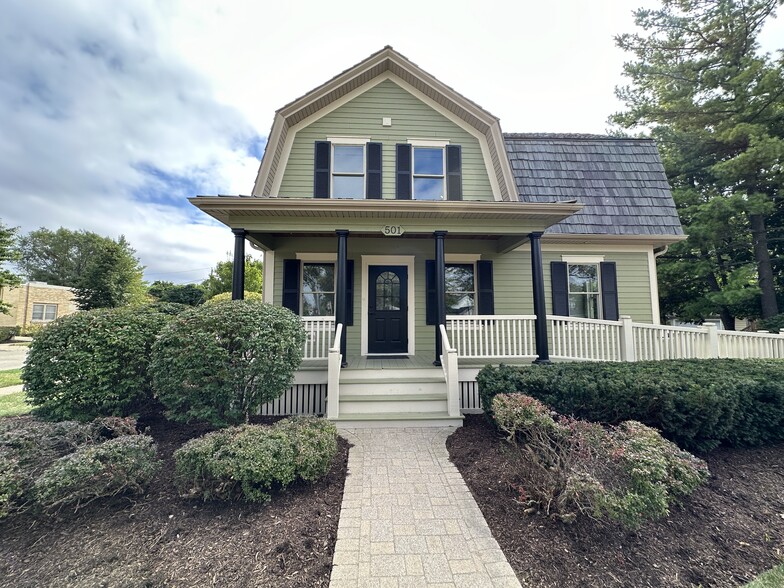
[0, 414, 350, 588]
[447, 414, 784, 588]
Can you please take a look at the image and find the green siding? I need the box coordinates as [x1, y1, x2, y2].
[278, 79, 494, 200]
[272, 238, 654, 363]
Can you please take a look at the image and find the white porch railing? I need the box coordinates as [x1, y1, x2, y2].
[548, 315, 623, 361]
[718, 330, 784, 359]
[450, 314, 784, 362]
[447, 315, 537, 358]
[439, 324, 461, 418]
[301, 316, 335, 360]
[326, 324, 343, 420]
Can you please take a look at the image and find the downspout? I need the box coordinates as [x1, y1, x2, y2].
[22, 283, 30, 332]
[654, 245, 668, 259]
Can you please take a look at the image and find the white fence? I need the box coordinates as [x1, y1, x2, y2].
[446, 315, 537, 358]
[449, 314, 784, 362]
[301, 316, 335, 360]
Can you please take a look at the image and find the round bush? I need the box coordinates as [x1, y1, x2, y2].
[151, 301, 307, 426]
[22, 306, 173, 421]
[173, 418, 337, 503]
[33, 435, 160, 509]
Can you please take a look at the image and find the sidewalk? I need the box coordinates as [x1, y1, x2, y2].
[0, 384, 23, 396]
[330, 427, 521, 588]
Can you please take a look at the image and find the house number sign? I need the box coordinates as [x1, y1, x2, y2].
[382, 225, 404, 236]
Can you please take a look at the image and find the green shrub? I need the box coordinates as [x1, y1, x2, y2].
[0, 326, 17, 343]
[33, 435, 160, 509]
[759, 313, 784, 334]
[492, 394, 709, 530]
[0, 416, 140, 517]
[22, 306, 173, 420]
[477, 360, 784, 452]
[275, 416, 338, 481]
[174, 417, 337, 503]
[205, 291, 264, 304]
[152, 301, 306, 426]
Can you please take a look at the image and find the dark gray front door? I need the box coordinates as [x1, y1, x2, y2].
[368, 265, 408, 354]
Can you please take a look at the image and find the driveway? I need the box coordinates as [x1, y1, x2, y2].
[0, 344, 29, 371]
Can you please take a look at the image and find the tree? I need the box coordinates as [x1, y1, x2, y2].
[202, 255, 263, 298]
[15, 228, 107, 287]
[612, 0, 784, 328]
[72, 236, 146, 310]
[0, 220, 21, 315]
[148, 281, 206, 306]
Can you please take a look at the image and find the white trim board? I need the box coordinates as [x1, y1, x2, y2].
[360, 255, 416, 356]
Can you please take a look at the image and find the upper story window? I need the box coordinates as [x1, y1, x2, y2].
[397, 141, 462, 200]
[332, 144, 365, 199]
[413, 147, 445, 200]
[32, 303, 57, 322]
[567, 264, 600, 319]
[314, 139, 381, 199]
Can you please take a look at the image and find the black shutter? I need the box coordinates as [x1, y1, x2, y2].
[446, 145, 462, 201]
[425, 259, 436, 325]
[366, 143, 382, 199]
[282, 259, 301, 314]
[551, 261, 569, 316]
[396, 144, 412, 200]
[314, 141, 331, 198]
[600, 262, 619, 321]
[345, 260, 354, 326]
[476, 260, 494, 315]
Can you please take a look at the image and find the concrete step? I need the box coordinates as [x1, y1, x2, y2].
[340, 367, 444, 381]
[339, 393, 448, 414]
[332, 412, 464, 428]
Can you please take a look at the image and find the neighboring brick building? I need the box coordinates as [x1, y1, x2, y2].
[0, 282, 79, 330]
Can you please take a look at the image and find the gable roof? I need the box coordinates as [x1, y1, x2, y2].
[504, 134, 684, 239]
[252, 46, 518, 201]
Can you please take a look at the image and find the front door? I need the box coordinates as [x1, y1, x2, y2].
[368, 265, 408, 354]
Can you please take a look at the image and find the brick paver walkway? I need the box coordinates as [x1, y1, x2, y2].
[330, 427, 521, 587]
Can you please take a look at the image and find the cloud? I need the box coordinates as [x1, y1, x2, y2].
[0, 0, 261, 283]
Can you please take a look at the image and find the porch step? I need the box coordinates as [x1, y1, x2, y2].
[339, 392, 447, 414]
[333, 412, 464, 429]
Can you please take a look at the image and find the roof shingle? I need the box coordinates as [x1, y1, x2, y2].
[504, 134, 683, 236]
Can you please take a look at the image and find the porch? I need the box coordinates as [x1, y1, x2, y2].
[292, 314, 784, 424]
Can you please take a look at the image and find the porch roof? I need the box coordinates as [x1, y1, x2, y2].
[189, 196, 583, 252]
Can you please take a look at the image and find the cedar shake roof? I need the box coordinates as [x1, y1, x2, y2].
[504, 133, 684, 236]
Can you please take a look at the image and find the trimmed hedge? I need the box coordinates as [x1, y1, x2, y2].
[477, 360, 784, 452]
[22, 306, 174, 420]
[0, 326, 17, 343]
[33, 435, 160, 509]
[174, 417, 337, 503]
[151, 301, 307, 426]
[0, 416, 141, 517]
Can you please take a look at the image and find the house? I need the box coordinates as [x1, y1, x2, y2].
[190, 47, 782, 426]
[0, 282, 78, 333]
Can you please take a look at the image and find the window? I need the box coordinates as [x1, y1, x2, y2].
[567, 264, 600, 319]
[301, 263, 335, 316]
[445, 264, 475, 315]
[32, 303, 57, 322]
[413, 147, 445, 200]
[332, 144, 365, 199]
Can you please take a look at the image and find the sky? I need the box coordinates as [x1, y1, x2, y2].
[1, 0, 782, 284]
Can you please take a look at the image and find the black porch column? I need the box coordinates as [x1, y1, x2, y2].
[231, 228, 246, 300]
[335, 230, 349, 367]
[433, 230, 447, 366]
[529, 231, 550, 364]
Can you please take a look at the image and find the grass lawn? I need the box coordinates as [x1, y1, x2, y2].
[0, 391, 31, 417]
[0, 368, 22, 388]
[746, 564, 784, 587]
